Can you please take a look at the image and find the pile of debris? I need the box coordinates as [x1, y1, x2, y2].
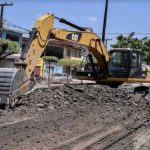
[18, 84, 150, 113]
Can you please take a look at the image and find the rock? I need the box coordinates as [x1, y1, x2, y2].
[36, 104, 45, 108]
[57, 91, 64, 97]
[48, 105, 54, 110]
[74, 87, 84, 92]
[53, 95, 57, 99]
[115, 108, 121, 112]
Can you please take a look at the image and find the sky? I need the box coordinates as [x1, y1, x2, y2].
[1, 0, 150, 47]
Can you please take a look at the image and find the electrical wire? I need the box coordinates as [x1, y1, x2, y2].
[96, 32, 150, 35]
[3, 20, 30, 32]
[112, 0, 150, 31]
[1, 19, 30, 34]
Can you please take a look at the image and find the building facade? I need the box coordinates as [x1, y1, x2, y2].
[0, 29, 23, 47]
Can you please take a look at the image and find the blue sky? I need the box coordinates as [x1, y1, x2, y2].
[1, 0, 150, 47]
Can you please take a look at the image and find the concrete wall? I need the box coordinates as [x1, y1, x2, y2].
[0, 59, 15, 68]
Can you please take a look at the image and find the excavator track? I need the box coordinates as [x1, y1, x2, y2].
[0, 68, 35, 109]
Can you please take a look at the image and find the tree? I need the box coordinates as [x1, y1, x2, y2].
[43, 56, 58, 87]
[42, 56, 58, 62]
[58, 58, 83, 66]
[58, 58, 87, 74]
[111, 32, 150, 64]
[0, 39, 21, 57]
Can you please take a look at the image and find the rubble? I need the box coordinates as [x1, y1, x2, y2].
[18, 84, 149, 113]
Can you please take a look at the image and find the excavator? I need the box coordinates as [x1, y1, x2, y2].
[0, 13, 150, 109]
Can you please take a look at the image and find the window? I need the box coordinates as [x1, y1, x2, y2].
[132, 52, 138, 67]
[110, 51, 130, 68]
[6, 33, 19, 42]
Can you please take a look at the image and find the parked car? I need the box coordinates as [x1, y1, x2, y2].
[52, 73, 72, 83]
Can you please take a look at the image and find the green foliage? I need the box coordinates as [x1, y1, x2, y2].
[43, 56, 58, 62]
[0, 39, 21, 54]
[111, 32, 150, 64]
[58, 58, 85, 66]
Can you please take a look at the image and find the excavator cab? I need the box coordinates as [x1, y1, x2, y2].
[108, 48, 143, 78]
[77, 48, 145, 83]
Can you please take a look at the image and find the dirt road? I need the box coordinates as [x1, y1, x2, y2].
[0, 84, 149, 150]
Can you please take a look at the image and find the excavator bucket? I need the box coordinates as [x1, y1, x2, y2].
[0, 68, 35, 109]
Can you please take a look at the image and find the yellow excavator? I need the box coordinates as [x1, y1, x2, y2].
[0, 13, 150, 108]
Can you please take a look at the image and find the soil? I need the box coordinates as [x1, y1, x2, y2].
[0, 84, 149, 150]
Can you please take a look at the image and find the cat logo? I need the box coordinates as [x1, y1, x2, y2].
[66, 32, 82, 42]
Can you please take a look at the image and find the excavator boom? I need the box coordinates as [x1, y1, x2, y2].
[22, 14, 55, 77]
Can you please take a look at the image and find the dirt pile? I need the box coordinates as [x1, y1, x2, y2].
[19, 84, 150, 113]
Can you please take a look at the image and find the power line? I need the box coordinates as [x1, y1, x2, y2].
[112, 0, 150, 31]
[0, 2, 13, 28]
[0, 27, 29, 35]
[96, 32, 150, 35]
[0, 2, 30, 34]
[3, 19, 30, 32]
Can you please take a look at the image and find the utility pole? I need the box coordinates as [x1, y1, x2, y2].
[105, 38, 112, 50]
[0, 2, 13, 28]
[102, 0, 109, 43]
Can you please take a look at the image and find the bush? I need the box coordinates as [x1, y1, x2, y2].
[58, 58, 85, 66]
[0, 39, 21, 54]
[42, 56, 58, 62]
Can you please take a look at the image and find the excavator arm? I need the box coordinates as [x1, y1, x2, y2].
[21, 14, 55, 77]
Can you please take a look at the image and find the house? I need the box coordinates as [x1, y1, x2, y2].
[44, 42, 84, 77]
[0, 21, 29, 47]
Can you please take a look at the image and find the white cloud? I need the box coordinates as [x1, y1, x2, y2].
[87, 16, 98, 22]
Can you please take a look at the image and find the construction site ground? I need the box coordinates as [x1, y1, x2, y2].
[0, 80, 150, 150]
